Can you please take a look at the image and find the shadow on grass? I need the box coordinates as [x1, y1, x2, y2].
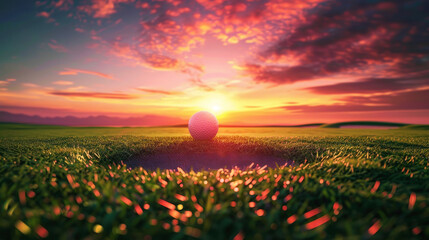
[127, 152, 291, 171]
[124, 137, 321, 171]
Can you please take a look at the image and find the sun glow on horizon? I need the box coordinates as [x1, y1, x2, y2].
[196, 93, 235, 117]
[211, 105, 221, 114]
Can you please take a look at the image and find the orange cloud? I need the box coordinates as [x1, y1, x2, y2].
[49, 90, 137, 99]
[52, 81, 74, 86]
[137, 88, 182, 95]
[144, 54, 180, 70]
[166, 7, 191, 17]
[59, 68, 114, 79]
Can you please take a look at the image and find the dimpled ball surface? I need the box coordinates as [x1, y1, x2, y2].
[188, 111, 219, 140]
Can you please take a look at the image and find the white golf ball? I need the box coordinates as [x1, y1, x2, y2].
[188, 111, 219, 140]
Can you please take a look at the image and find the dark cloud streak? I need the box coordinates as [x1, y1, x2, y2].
[306, 73, 429, 94]
[49, 91, 137, 99]
[281, 89, 429, 112]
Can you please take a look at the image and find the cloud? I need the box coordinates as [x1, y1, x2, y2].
[188, 78, 214, 92]
[48, 40, 68, 53]
[242, 64, 322, 84]
[134, 0, 292, 53]
[109, 41, 204, 72]
[109, 41, 208, 89]
[50, 0, 73, 10]
[49, 90, 137, 99]
[36, 11, 50, 18]
[77, 0, 133, 18]
[40, 0, 318, 90]
[143, 54, 181, 70]
[21, 83, 39, 88]
[137, 88, 182, 95]
[52, 80, 74, 86]
[281, 89, 429, 113]
[306, 73, 429, 94]
[59, 68, 113, 79]
[37, 0, 429, 97]
[0, 79, 15, 88]
[245, 0, 429, 90]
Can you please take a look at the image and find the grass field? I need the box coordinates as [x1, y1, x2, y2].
[0, 124, 428, 239]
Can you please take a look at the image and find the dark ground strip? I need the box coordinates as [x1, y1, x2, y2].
[126, 152, 292, 171]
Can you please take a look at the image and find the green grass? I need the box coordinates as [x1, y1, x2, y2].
[0, 124, 428, 239]
[401, 124, 429, 130]
[2, 122, 429, 138]
[321, 121, 410, 128]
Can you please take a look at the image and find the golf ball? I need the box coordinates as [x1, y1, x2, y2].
[188, 111, 219, 140]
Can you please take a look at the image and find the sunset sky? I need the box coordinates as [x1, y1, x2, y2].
[1, 0, 428, 125]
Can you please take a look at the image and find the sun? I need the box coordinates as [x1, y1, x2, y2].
[211, 105, 221, 113]
[197, 94, 233, 116]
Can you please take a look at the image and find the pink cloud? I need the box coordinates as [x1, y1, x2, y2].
[77, 0, 134, 18]
[52, 0, 73, 10]
[36, 11, 50, 18]
[48, 40, 68, 53]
